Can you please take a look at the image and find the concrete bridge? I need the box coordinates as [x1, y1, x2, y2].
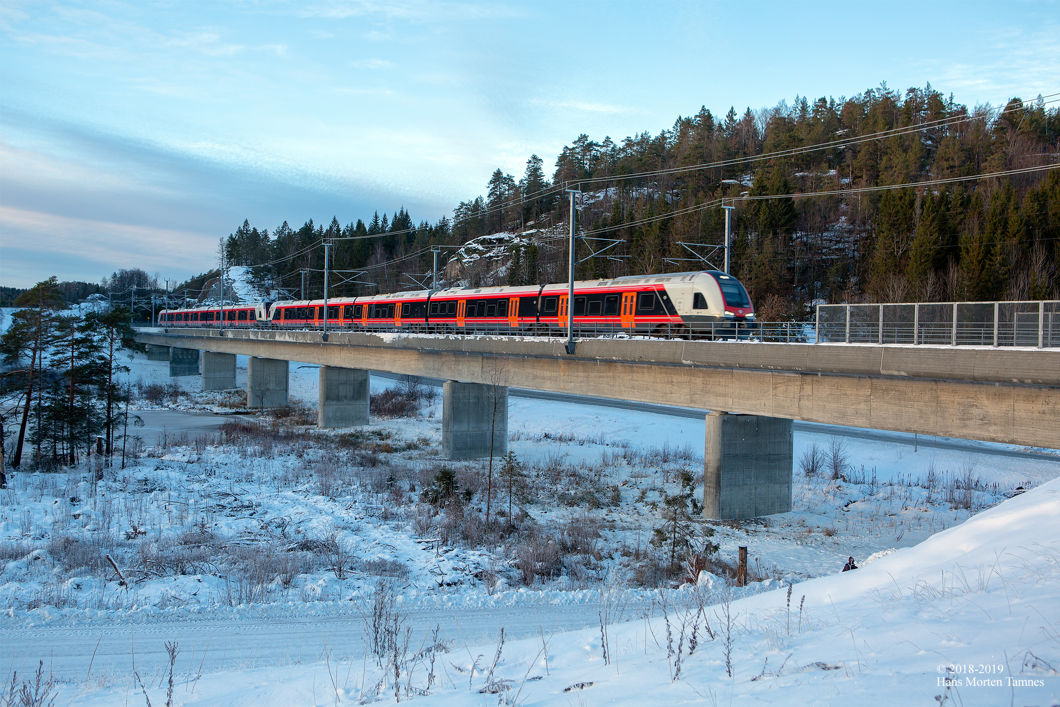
[137, 328, 1060, 520]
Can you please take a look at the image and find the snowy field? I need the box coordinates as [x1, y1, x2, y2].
[1, 349, 1058, 705]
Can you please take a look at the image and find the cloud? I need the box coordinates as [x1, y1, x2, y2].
[531, 98, 632, 115]
[299, 0, 523, 22]
[927, 23, 1060, 105]
[0, 205, 218, 285]
[349, 58, 393, 70]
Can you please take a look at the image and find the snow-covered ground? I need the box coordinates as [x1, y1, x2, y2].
[1, 349, 1058, 704]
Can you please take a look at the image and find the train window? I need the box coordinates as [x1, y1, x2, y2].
[238, 310, 247, 321]
[402, 303, 410, 316]
[604, 295, 619, 315]
[542, 296, 558, 314]
[693, 292, 708, 309]
[573, 296, 586, 316]
[658, 291, 677, 315]
[328, 306, 339, 318]
[429, 302, 438, 316]
[638, 293, 656, 313]
[485, 301, 497, 317]
[587, 298, 602, 316]
[713, 275, 751, 308]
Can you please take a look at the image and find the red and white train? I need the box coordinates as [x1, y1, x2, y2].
[158, 270, 754, 338]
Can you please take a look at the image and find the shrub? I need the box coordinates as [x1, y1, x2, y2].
[371, 388, 422, 418]
[800, 444, 824, 477]
[514, 533, 561, 585]
[827, 437, 849, 480]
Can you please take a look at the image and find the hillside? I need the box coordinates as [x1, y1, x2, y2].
[219, 85, 1060, 317]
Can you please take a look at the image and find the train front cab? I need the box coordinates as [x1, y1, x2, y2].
[678, 271, 754, 339]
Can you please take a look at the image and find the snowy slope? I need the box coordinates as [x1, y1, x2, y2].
[55, 475, 1060, 705]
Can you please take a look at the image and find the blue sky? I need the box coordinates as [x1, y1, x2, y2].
[1, 0, 1058, 288]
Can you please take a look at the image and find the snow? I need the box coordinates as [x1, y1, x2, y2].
[1, 348, 1058, 704]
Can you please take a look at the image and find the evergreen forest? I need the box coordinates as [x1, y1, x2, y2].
[214, 84, 1060, 319]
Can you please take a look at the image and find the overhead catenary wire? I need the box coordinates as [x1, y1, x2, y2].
[557, 161, 1060, 240]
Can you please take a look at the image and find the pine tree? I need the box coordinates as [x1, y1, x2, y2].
[651, 470, 708, 576]
[1, 278, 64, 468]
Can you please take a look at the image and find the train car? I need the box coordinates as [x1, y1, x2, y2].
[538, 271, 753, 338]
[428, 285, 541, 334]
[355, 290, 430, 331]
[658, 271, 753, 336]
[158, 303, 263, 328]
[270, 298, 358, 329]
[538, 276, 678, 336]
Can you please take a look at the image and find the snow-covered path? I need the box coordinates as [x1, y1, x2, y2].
[1, 599, 644, 683]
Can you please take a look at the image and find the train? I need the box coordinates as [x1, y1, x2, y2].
[157, 270, 754, 339]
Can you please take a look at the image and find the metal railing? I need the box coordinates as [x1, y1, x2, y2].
[154, 300, 1059, 348]
[816, 301, 1060, 347]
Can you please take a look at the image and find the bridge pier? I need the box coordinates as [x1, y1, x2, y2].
[202, 352, 237, 390]
[442, 381, 507, 460]
[247, 357, 289, 409]
[146, 344, 170, 361]
[318, 366, 369, 428]
[169, 347, 200, 377]
[703, 412, 792, 520]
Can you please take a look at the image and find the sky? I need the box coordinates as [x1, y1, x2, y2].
[1, 0, 1058, 289]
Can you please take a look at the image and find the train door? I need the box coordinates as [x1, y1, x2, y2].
[360, 305, 368, 327]
[395, 301, 403, 327]
[620, 292, 636, 329]
[457, 299, 466, 327]
[508, 297, 519, 328]
[558, 295, 569, 329]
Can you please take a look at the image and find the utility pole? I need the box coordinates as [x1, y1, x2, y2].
[219, 243, 226, 332]
[322, 240, 331, 341]
[722, 201, 735, 274]
[565, 187, 581, 355]
[300, 269, 307, 301]
[431, 248, 439, 291]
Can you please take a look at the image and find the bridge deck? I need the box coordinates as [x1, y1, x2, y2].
[136, 329, 1060, 449]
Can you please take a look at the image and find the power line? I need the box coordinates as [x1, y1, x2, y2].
[566, 161, 1060, 239]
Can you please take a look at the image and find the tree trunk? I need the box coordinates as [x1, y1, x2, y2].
[0, 416, 7, 488]
[12, 350, 35, 468]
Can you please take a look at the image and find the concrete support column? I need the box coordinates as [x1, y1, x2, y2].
[202, 352, 237, 391]
[318, 367, 369, 428]
[247, 357, 289, 409]
[704, 412, 793, 520]
[169, 347, 200, 377]
[146, 344, 170, 361]
[442, 381, 507, 460]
